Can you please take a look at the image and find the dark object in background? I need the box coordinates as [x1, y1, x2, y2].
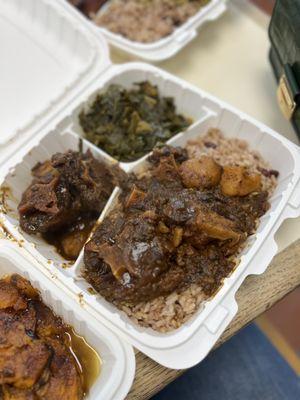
[269, 0, 300, 137]
[68, 0, 108, 18]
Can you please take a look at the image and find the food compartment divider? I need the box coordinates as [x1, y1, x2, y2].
[63, 0, 227, 61]
[1, 61, 300, 368]
[0, 242, 135, 400]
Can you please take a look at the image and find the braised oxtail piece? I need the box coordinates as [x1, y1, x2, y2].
[84, 145, 270, 306]
[18, 149, 117, 260]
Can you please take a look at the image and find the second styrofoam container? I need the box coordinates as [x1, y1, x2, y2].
[1, 62, 300, 369]
[71, 99, 300, 369]
[0, 241, 135, 400]
[63, 0, 227, 62]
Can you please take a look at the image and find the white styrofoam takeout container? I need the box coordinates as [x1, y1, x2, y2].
[63, 0, 227, 62]
[0, 241, 135, 400]
[2, 59, 300, 369]
[0, 0, 136, 398]
[1, 0, 300, 371]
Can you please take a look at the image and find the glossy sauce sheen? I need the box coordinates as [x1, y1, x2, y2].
[66, 329, 102, 394]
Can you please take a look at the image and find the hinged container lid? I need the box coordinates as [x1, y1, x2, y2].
[0, 0, 111, 154]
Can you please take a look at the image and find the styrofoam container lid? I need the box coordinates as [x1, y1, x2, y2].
[0, 0, 111, 150]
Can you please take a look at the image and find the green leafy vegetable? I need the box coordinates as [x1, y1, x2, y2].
[79, 82, 193, 162]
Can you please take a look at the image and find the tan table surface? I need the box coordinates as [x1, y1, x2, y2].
[112, 1, 300, 398]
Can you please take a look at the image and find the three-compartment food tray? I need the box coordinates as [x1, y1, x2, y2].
[64, 0, 227, 62]
[1, 0, 300, 391]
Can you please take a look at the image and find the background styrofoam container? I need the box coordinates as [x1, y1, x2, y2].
[63, 0, 227, 62]
[1, 62, 300, 369]
[0, 242, 135, 400]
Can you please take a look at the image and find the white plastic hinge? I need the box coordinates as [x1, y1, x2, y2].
[204, 305, 229, 334]
[288, 181, 300, 209]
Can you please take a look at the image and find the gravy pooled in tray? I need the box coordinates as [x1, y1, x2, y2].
[84, 129, 278, 332]
[94, 0, 211, 43]
[18, 149, 117, 261]
[79, 82, 192, 162]
[0, 274, 94, 399]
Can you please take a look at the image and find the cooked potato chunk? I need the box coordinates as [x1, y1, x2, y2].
[179, 157, 222, 189]
[220, 166, 262, 197]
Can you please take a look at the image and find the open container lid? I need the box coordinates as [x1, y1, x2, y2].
[0, 0, 137, 395]
[0, 0, 111, 163]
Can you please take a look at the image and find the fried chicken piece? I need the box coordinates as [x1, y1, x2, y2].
[2, 385, 36, 400]
[220, 166, 262, 196]
[0, 281, 27, 312]
[36, 338, 83, 400]
[0, 306, 36, 349]
[33, 301, 64, 339]
[9, 275, 38, 300]
[0, 341, 51, 389]
[0, 275, 85, 399]
[179, 156, 222, 189]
